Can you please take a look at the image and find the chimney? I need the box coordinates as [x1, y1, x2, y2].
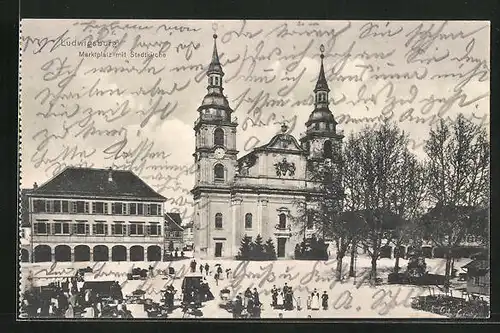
[108, 167, 113, 182]
[33, 182, 38, 189]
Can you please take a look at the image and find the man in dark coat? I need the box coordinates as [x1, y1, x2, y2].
[252, 288, 260, 307]
[233, 294, 243, 318]
[321, 291, 329, 310]
[204, 263, 210, 276]
[270, 285, 278, 307]
[61, 278, 70, 293]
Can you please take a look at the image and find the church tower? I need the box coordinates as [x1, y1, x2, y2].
[193, 33, 238, 186]
[300, 44, 344, 178]
[192, 31, 238, 258]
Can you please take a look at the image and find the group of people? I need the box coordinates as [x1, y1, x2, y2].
[232, 288, 261, 318]
[20, 279, 128, 318]
[189, 260, 231, 278]
[269, 285, 330, 312]
[270, 283, 295, 310]
[307, 289, 329, 311]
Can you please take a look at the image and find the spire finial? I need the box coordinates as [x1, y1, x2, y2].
[207, 24, 224, 76]
[212, 22, 218, 39]
[314, 43, 329, 93]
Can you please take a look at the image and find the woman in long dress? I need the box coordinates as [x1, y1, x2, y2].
[310, 290, 320, 310]
[276, 290, 284, 308]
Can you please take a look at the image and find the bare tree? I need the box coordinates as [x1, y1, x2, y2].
[388, 150, 428, 272]
[342, 133, 369, 278]
[353, 122, 410, 283]
[423, 114, 489, 289]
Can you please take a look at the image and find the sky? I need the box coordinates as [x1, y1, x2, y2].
[19, 19, 490, 219]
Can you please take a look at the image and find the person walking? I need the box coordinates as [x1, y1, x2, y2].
[199, 264, 204, 275]
[204, 263, 210, 276]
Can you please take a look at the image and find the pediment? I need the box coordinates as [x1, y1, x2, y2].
[260, 134, 304, 152]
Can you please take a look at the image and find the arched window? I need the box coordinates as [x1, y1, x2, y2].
[214, 128, 224, 146]
[215, 213, 223, 229]
[323, 140, 333, 159]
[314, 123, 320, 130]
[214, 164, 224, 181]
[278, 213, 287, 229]
[245, 213, 253, 229]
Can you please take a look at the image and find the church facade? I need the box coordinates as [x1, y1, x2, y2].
[192, 35, 343, 259]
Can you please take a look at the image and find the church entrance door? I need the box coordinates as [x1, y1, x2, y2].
[215, 242, 223, 257]
[277, 238, 286, 258]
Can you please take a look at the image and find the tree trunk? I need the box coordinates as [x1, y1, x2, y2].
[336, 254, 344, 281]
[349, 244, 356, 277]
[393, 247, 400, 273]
[370, 256, 378, 284]
[444, 250, 453, 291]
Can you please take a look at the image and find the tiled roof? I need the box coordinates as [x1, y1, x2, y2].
[31, 167, 166, 201]
[20, 189, 32, 227]
[165, 213, 184, 231]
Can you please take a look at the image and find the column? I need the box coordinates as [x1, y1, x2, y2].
[71, 248, 75, 262]
[257, 199, 262, 237]
[205, 196, 210, 258]
[231, 196, 242, 257]
[51, 248, 55, 262]
[260, 198, 269, 241]
[126, 246, 131, 261]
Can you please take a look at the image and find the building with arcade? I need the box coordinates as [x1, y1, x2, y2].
[192, 35, 344, 259]
[24, 167, 166, 263]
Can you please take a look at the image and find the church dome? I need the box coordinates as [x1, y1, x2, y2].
[306, 107, 336, 125]
[198, 92, 232, 113]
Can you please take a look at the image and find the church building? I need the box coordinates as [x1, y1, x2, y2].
[192, 34, 343, 259]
